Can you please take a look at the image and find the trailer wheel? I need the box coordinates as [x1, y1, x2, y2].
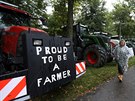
[84, 45, 107, 67]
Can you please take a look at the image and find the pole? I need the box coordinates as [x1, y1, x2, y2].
[119, 22, 121, 40]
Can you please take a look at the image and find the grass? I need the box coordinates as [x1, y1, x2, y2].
[34, 57, 135, 101]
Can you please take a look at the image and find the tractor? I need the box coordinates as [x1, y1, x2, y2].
[0, 1, 48, 74]
[0, 1, 86, 100]
[62, 23, 113, 67]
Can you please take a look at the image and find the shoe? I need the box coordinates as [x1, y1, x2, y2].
[120, 75, 123, 82]
[119, 79, 122, 82]
[118, 75, 123, 82]
[117, 75, 120, 80]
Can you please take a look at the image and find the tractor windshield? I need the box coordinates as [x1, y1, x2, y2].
[0, 11, 30, 28]
[80, 26, 89, 36]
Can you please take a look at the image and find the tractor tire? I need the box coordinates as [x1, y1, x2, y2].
[107, 53, 113, 63]
[84, 45, 107, 67]
[0, 63, 6, 75]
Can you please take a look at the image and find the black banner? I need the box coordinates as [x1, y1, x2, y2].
[23, 33, 76, 98]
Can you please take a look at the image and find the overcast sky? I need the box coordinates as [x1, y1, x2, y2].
[46, 6, 53, 14]
[105, 0, 123, 11]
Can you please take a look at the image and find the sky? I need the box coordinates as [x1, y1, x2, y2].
[46, 0, 124, 14]
[105, 0, 117, 11]
[104, 0, 123, 11]
[46, 6, 53, 14]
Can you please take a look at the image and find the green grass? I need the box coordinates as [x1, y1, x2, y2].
[34, 57, 135, 101]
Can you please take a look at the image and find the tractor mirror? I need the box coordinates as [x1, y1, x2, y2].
[40, 17, 47, 26]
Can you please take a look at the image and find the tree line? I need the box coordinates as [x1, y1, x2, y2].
[3, 0, 135, 38]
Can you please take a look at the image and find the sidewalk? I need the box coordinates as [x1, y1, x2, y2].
[76, 67, 135, 101]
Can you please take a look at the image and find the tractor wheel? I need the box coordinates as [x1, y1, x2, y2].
[0, 63, 6, 75]
[107, 53, 113, 63]
[84, 45, 107, 67]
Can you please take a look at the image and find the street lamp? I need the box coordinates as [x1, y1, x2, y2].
[113, 22, 121, 40]
[119, 22, 125, 40]
[119, 22, 121, 40]
[113, 21, 125, 40]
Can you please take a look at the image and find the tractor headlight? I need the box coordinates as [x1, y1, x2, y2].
[65, 41, 71, 47]
[33, 39, 43, 46]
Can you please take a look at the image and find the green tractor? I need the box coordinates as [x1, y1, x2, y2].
[62, 23, 113, 67]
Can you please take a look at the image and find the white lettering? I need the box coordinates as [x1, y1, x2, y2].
[51, 74, 56, 82]
[67, 70, 70, 76]
[42, 56, 47, 64]
[37, 47, 68, 55]
[37, 70, 71, 87]
[36, 47, 42, 55]
[37, 78, 42, 87]
[57, 72, 62, 80]
[57, 47, 62, 53]
[63, 71, 67, 78]
[48, 56, 53, 63]
[57, 55, 62, 61]
[63, 47, 68, 53]
[51, 47, 57, 54]
[45, 47, 51, 54]
[44, 77, 52, 85]
[53, 63, 60, 71]
[63, 54, 67, 60]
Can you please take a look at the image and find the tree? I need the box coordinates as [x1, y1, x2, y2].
[67, 0, 74, 38]
[125, 0, 135, 38]
[78, 0, 106, 32]
[48, 0, 68, 36]
[48, 0, 80, 37]
[112, 1, 135, 37]
[104, 12, 116, 35]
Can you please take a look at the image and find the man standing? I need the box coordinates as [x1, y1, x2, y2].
[113, 39, 130, 82]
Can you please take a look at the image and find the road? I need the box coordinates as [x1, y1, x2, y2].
[76, 67, 135, 101]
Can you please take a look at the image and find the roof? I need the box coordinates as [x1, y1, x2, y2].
[0, 1, 31, 16]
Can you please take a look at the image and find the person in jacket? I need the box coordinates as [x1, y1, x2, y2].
[113, 39, 130, 82]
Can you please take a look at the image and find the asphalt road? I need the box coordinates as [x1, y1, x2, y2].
[76, 67, 135, 101]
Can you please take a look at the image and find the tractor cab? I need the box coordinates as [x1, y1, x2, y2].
[0, 3, 46, 29]
[0, 1, 31, 29]
[73, 23, 109, 48]
[0, 1, 48, 74]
